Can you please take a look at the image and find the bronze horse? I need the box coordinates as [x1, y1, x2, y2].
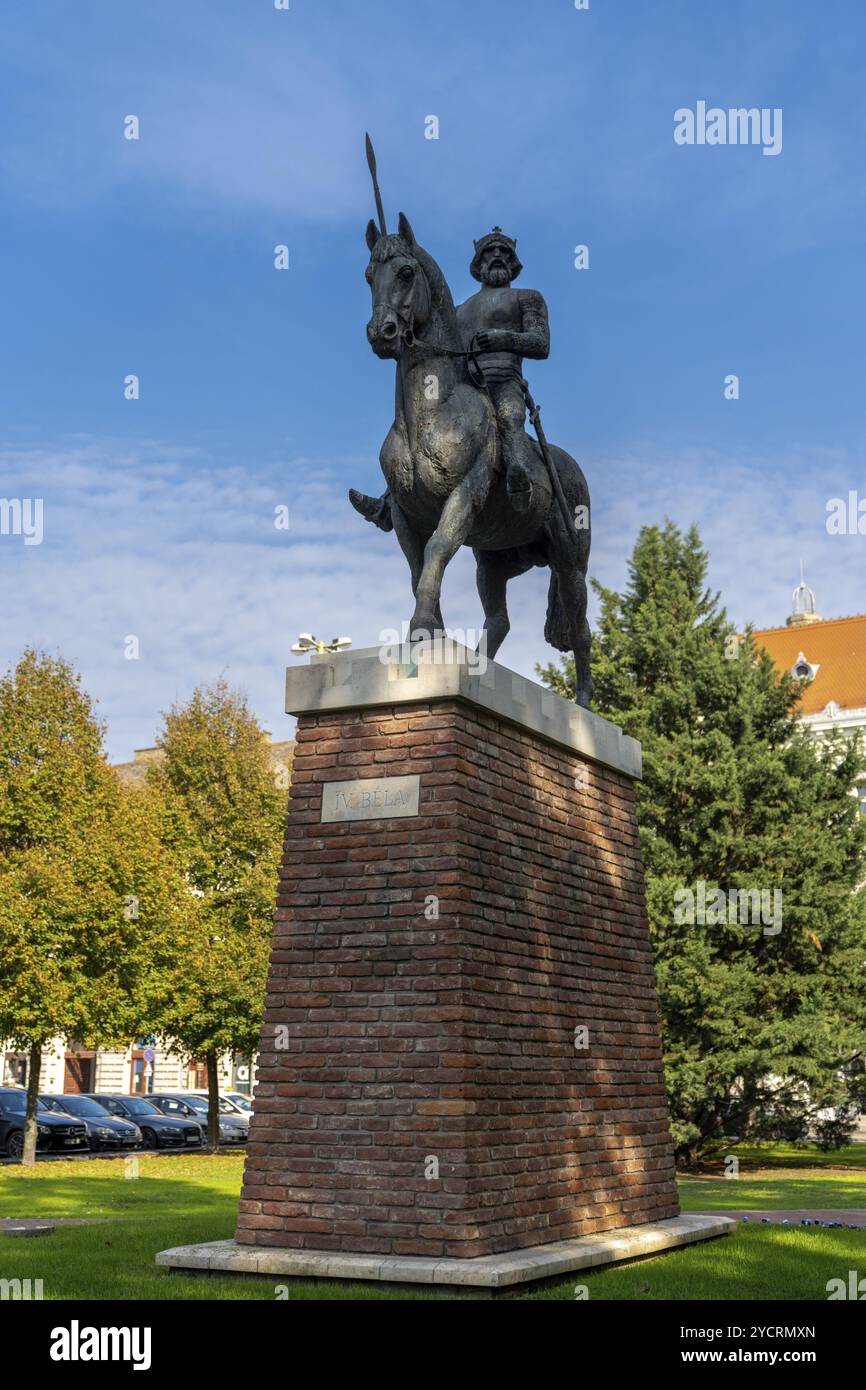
[355, 206, 593, 708]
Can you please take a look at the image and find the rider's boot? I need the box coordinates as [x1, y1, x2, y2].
[503, 438, 533, 514]
[349, 488, 394, 532]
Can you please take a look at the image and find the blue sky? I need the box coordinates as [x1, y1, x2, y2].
[1, 0, 864, 758]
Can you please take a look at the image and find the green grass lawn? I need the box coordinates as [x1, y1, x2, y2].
[680, 1170, 866, 1211]
[701, 1141, 866, 1171]
[1, 1149, 864, 1300]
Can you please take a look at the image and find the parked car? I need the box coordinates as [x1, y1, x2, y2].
[0, 1087, 88, 1159]
[147, 1092, 249, 1144]
[224, 1091, 254, 1120]
[82, 1094, 203, 1150]
[40, 1094, 141, 1152]
[190, 1089, 253, 1123]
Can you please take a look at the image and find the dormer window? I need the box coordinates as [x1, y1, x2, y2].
[792, 652, 819, 681]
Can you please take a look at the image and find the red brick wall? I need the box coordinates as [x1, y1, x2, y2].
[236, 697, 679, 1258]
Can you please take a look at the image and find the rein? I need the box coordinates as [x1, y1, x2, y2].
[401, 332, 489, 391]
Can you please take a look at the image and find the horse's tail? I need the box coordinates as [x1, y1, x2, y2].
[544, 571, 571, 652]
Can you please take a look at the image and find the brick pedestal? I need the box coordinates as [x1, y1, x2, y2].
[233, 644, 680, 1262]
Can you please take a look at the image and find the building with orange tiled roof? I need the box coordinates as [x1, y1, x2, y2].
[753, 572, 866, 814]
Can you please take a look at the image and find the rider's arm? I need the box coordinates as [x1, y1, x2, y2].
[494, 290, 550, 359]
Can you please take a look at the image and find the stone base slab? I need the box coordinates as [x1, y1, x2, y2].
[288, 641, 642, 777]
[157, 1214, 734, 1291]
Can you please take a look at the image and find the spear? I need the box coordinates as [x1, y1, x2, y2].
[365, 132, 387, 237]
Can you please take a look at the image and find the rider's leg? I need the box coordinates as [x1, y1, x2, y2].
[349, 487, 393, 532]
[492, 381, 532, 513]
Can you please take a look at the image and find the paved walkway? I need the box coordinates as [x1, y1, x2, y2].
[694, 1209, 866, 1227]
[1, 1217, 114, 1234]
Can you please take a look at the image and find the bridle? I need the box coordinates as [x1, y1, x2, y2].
[371, 256, 489, 392]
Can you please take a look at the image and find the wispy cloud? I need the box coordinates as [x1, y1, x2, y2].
[3, 434, 861, 759]
[590, 442, 866, 632]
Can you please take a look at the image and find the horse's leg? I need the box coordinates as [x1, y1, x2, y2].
[564, 568, 594, 708]
[474, 548, 531, 660]
[410, 457, 494, 639]
[390, 499, 443, 631]
[544, 544, 593, 707]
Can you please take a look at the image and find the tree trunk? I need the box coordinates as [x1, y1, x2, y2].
[22, 1042, 42, 1167]
[206, 1051, 220, 1151]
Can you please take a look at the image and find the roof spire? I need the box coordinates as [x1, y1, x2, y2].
[788, 561, 821, 626]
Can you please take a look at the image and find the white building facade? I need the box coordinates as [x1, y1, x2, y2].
[0, 1041, 243, 1097]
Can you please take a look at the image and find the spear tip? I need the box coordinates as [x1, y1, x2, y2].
[364, 132, 387, 236]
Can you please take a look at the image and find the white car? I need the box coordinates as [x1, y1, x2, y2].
[225, 1091, 254, 1120]
[189, 1090, 253, 1123]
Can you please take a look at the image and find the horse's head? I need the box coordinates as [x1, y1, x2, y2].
[365, 212, 432, 359]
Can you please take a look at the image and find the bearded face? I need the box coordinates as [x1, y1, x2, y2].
[480, 248, 513, 287]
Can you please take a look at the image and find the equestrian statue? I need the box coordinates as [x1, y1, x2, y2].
[349, 136, 593, 707]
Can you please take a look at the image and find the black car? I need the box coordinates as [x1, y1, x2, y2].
[40, 1094, 141, 1152]
[82, 1093, 203, 1150]
[0, 1087, 88, 1159]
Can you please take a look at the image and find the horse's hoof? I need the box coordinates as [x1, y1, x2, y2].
[574, 683, 594, 710]
[408, 617, 440, 645]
